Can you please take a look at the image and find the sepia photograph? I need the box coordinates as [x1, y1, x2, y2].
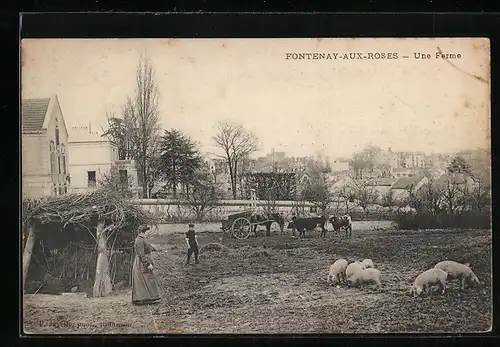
[21, 38, 491, 334]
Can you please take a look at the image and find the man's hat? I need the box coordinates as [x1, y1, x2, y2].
[138, 225, 150, 233]
[188, 223, 195, 228]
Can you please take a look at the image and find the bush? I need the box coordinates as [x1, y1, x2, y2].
[394, 211, 490, 230]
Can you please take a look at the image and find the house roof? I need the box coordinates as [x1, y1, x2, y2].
[392, 173, 426, 189]
[434, 173, 470, 190]
[22, 98, 50, 133]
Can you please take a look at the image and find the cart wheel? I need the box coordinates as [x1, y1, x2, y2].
[232, 217, 252, 239]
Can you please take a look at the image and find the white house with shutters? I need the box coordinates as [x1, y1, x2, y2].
[67, 126, 140, 197]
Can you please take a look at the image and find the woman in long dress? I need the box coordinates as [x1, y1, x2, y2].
[131, 225, 160, 305]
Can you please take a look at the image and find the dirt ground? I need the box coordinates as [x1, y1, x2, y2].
[23, 223, 492, 334]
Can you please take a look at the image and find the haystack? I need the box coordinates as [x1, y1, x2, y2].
[22, 188, 160, 297]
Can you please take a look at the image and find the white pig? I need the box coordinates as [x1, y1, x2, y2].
[345, 261, 366, 280]
[361, 259, 374, 269]
[410, 268, 447, 297]
[434, 260, 480, 290]
[327, 258, 348, 285]
[348, 268, 382, 289]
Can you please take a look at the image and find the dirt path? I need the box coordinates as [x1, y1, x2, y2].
[23, 228, 492, 334]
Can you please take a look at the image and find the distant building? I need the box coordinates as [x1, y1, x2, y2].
[330, 158, 351, 173]
[391, 172, 429, 201]
[366, 178, 397, 202]
[22, 95, 70, 198]
[434, 172, 476, 193]
[67, 126, 139, 197]
[392, 167, 417, 178]
[395, 151, 428, 169]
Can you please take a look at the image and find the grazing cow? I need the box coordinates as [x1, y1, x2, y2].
[329, 214, 353, 237]
[287, 216, 327, 238]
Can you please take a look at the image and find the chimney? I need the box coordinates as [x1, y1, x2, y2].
[89, 123, 92, 134]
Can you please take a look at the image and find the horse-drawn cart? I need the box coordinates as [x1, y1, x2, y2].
[220, 190, 284, 239]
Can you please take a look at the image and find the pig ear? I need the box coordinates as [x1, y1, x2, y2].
[465, 262, 470, 268]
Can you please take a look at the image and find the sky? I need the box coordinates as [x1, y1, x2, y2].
[21, 38, 491, 159]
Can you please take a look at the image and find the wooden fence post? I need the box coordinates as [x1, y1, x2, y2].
[22, 223, 36, 291]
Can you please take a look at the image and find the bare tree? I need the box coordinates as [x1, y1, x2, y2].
[440, 173, 466, 214]
[124, 54, 162, 198]
[349, 145, 382, 179]
[301, 170, 334, 216]
[184, 171, 223, 222]
[349, 178, 379, 212]
[465, 177, 490, 214]
[98, 165, 134, 199]
[212, 120, 259, 199]
[336, 185, 355, 214]
[418, 179, 443, 214]
[381, 189, 395, 209]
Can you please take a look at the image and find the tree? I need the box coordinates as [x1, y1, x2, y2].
[349, 145, 382, 179]
[381, 189, 395, 209]
[349, 178, 379, 212]
[159, 129, 203, 199]
[464, 176, 490, 213]
[301, 170, 334, 216]
[440, 173, 467, 214]
[98, 165, 135, 199]
[417, 179, 443, 214]
[102, 54, 162, 198]
[212, 120, 260, 199]
[336, 184, 355, 214]
[102, 111, 136, 160]
[184, 170, 223, 222]
[126, 55, 162, 198]
[448, 155, 473, 176]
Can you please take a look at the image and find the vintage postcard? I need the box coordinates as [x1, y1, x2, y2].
[21, 38, 491, 334]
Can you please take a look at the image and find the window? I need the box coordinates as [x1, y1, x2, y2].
[58, 156, 62, 174]
[50, 152, 56, 175]
[53, 185, 57, 196]
[119, 170, 128, 184]
[64, 185, 67, 194]
[88, 171, 96, 187]
[49, 141, 56, 175]
[58, 186, 63, 196]
[62, 156, 66, 174]
[55, 126, 60, 145]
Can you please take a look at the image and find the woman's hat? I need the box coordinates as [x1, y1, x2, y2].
[188, 223, 195, 228]
[138, 225, 150, 233]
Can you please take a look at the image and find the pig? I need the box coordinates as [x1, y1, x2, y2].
[361, 259, 374, 269]
[409, 268, 447, 297]
[345, 261, 366, 280]
[327, 258, 349, 285]
[347, 268, 382, 289]
[434, 260, 480, 291]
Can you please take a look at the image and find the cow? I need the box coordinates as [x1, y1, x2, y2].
[329, 214, 353, 238]
[287, 215, 327, 238]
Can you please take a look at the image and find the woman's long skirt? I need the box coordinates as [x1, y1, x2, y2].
[131, 255, 160, 305]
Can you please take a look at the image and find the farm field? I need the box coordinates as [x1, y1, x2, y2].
[23, 225, 492, 334]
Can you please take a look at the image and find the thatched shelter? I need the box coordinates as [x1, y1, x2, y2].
[22, 188, 160, 297]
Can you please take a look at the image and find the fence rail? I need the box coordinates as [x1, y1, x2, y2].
[130, 199, 316, 207]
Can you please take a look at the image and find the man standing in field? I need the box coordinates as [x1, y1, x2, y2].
[185, 223, 199, 265]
